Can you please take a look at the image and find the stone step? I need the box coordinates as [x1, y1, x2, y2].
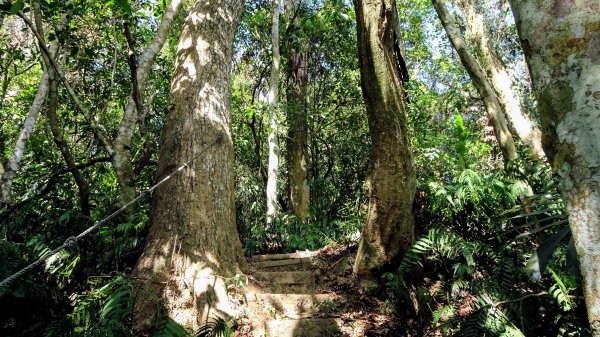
[252, 318, 341, 337]
[251, 251, 317, 261]
[252, 257, 313, 268]
[246, 293, 339, 318]
[252, 271, 316, 294]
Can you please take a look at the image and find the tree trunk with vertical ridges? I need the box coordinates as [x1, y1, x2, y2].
[131, 1, 244, 333]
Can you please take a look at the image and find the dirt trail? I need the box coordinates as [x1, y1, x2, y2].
[232, 246, 400, 337]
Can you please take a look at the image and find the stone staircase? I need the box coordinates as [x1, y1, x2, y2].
[244, 252, 344, 337]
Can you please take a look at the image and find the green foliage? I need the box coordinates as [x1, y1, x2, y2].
[0, 0, 591, 335]
[454, 113, 468, 170]
[232, 0, 366, 255]
[427, 169, 527, 236]
[390, 157, 588, 336]
[151, 316, 187, 337]
[398, 227, 478, 278]
[195, 318, 232, 337]
[316, 299, 338, 314]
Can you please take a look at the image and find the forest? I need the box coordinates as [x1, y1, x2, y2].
[0, 0, 599, 336]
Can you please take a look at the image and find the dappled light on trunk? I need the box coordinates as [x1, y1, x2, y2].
[131, 1, 244, 333]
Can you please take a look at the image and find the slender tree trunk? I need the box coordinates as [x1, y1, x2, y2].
[352, 0, 416, 289]
[46, 71, 91, 217]
[458, 0, 544, 160]
[18, 11, 115, 157]
[112, 0, 182, 209]
[509, 1, 600, 334]
[33, 4, 91, 217]
[266, 0, 281, 225]
[285, 0, 310, 219]
[0, 71, 49, 206]
[432, 0, 519, 163]
[131, 0, 244, 334]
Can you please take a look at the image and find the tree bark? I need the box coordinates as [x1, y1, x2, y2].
[352, 0, 416, 289]
[432, 0, 519, 163]
[0, 71, 49, 206]
[457, 0, 544, 160]
[266, 0, 282, 225]
[509, 0, 600, 333]
[112, 0, 182, 209]
[285, 0, 310, 219]
[34, 4, 91, 218]
[46, 70, 91, 217]
[131, 0, 244, 334]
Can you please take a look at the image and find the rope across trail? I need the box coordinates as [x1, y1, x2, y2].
[0, 135, 223, 289]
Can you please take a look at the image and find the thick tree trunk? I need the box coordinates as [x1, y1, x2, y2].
[131, 1, 244, 333]
[352, 0, 416, 289]
[285, 0, 310, 219]
[509, 0, 600, 333]
[458, 0, 544, 160]
[432, 0, 519, 163]
[266, 0, 281, 225]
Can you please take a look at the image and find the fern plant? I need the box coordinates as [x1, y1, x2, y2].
[151, 316, 187, 337]
[394, 223, 587, 336]
[43, 276, 134, 337]
[399, 226, 479, 279]
[195, 318, 232, 337]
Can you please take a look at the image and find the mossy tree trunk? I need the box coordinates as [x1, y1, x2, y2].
[131, 0, 244, 333]
[352, 0, 416, 289]
[509, 0, 600, 333]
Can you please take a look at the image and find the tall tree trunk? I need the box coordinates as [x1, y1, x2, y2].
[285, 0, 310, 219]
[352, 0, 416, 289]
[432, 0, 519, 163]
[266, 0, 281, 225]
[458, 0, 544, 160]
[509, 0, 600, 333]
[131, 0, 244, 333]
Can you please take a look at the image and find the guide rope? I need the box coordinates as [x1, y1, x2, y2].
[0, 134, 223, 289]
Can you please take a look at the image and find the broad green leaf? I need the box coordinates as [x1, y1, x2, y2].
[9, 0, 25, 14]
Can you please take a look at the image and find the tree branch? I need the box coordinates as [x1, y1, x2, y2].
[0, 157, 111, 222]
[16, 11, 115, 156]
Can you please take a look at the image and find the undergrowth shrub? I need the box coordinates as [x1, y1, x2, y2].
[390, 160, 590, 337]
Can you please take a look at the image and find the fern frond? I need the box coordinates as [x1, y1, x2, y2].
[461, 310, 486, 337]
[195, 318, 232, 337]
[398, 235, 433, 273]
[151, 316, 187, 337]
[399, 227, 478, 278]
[99, 279, 133, 321]
[547, 268, 572, 311]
